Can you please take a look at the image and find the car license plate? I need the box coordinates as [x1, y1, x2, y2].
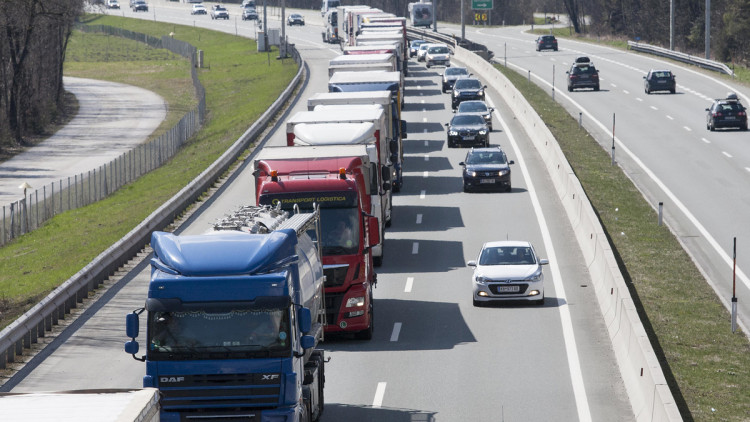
[657, 79, 665, 83]
[498, 286, 519, 292]
[463, 135, 475, 140]
[726, 116, 736, 120]
[480, 179, 495, 184]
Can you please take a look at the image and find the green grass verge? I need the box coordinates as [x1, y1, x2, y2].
[0, 15, 296, 327]
[494, 63, 750, 421]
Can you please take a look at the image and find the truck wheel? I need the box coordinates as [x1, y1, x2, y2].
[374, 255, 383, 267]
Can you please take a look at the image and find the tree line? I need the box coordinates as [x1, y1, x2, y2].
[0, 0, 82, 151]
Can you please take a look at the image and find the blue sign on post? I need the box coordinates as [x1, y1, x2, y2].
[472, 0, 493, 10]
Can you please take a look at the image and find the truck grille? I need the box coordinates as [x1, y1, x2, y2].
[158, 373, 281, 410]
[324, 292, 344, 323]
[324, 265, 348, 288]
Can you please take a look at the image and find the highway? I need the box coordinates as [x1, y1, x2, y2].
[5, 3, 634, 421]
[436, 22, 750, 331]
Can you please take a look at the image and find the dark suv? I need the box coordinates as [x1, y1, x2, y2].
[451, 78, 486, 110]
[566, 62, 600, 91]
[459, 147, 514, 192]
[706, 93, 748, 131]
[643, 70, 676, 94]
[535, 35, 558, 51]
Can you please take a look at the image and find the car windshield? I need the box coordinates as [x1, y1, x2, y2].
[652, 71, 672, 78]
[428, 46, 450, 54]
[419, 44, 431, 51]
[445, 68, 468, 76]
[451, 115, 485, 126]
[572, 65, 595, 74]
[716, 102, 744, 112]
[411, 40, 425, 47]
[479, 246, 536, 265]
[458, 102, 488, 113]
[466, 150, 506, 165]
[455, 79, 481, 89]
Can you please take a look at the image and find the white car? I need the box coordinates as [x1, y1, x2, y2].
[416, 43, 435, 62]
[467, 241, 549, 306]
[190, 3, 206, 14]
[425, 44, 451, 68]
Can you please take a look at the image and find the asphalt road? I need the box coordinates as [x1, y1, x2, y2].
[5, 4, 634, 421]
[0, 77, 166, 209]
[436, 22, 750, 332]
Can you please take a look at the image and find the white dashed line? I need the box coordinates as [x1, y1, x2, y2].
[405, 277, 414, 292]
[424, 154, 429, 161]
[373, 382, 386, 407]
[420, 190, 426, 199]
[684, 126, 692, 132]
[412, 242, 419, 254]
[623, 90, 629, 94]
[610, 83, 617, 88]
[424, 140, 428, 146]
[416, 214, 422, 224]
[745, 167, 750, 173]
[650, 106, 658, 110]
[666, 115, 674, 120]
[723, 151, 733, 158]
[701, 138, 711, 144]
[390, 322, 402, 342]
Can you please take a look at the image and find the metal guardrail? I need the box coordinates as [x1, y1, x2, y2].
[627, 41, 734, 76]
[0, 32, 305, 372]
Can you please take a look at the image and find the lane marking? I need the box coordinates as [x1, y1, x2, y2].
[684, 126, 692, 132]
[423, 171, 429, 178]
[623, 89, 629, 94]
[701, 137, 711, 144]
[390, 322, 402, 341]
[425, 154, 430, 161]
[666, 115, 674, 120]
[723, 151, 733, 158]
[373, 382, 386, 407]
[636, 97, 643, 102]
[488, 95, 593, 422]
[412, 242, 419, 254]
[424, 140, 429, 146]
[420, 190, 426, 199]
[416, 214, 423, 224]
[404, 276, 414, 293]
[650, 105, 658, 110]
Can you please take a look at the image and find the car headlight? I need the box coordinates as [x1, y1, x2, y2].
[449, 130, 458, 136]
[526, 270, 543, 282]
[345, 296, 365, 308]
[467, 170, 477, 177]
[478, 130, 487, 135]
[484, 114, 491, 120]
[498, 169, 509, 176]
[474, 274, 488, 284]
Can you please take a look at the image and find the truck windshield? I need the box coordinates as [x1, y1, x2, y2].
[319, 208, 360, 255]
[148, 308, 290, 359]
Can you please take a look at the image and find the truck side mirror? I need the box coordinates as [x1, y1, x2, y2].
[400, 120, 407, 138]
[367, 216, 380, 247]
[298, 307, 312, 333]
[124, 340, 140, 355]
[301, 335, 315, 350]
[126, 312, 140, 338]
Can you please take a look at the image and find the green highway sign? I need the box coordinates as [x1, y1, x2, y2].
[472, 0, 493, 10]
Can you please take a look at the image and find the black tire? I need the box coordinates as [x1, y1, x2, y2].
[374, 255, 383, 267]
[670, 88, 676, 94]
[594, 85, 600, 91]
[645, 88, 650, 94]
[535, 296, 545, 306]
[506, 184, 512, 192]
[709, 121, 715, 131]
[473, 298, 481, 307]
[567, 85, 572, 92]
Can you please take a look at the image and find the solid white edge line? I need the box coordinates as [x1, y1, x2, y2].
[423, 171, 429, 178]
[373, 382, 386, 407]
[405, 277, 414, 292]
[390, 322, 402, 342]
[487, 95, 593, 422]
[506, 60, 750, 298]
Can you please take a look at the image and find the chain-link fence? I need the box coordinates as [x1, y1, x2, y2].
[0, 25, 206, 246]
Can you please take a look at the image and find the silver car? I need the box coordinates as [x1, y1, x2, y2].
[467, 241, 548, 306]
[455, 100, 494, 131]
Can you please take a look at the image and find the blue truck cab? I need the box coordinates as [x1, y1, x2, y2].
[125, 205, 326, 422]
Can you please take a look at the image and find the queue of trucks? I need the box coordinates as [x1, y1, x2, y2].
[125, 5, 412, 421]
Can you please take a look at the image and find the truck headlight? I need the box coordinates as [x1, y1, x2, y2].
[345, 296, 365, 308]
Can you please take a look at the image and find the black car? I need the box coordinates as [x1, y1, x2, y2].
[287, 13, 305, 25]
[643, 69, 676, 94]
[451, 78, 486, 109]
[459, 147, 514, 192]
[706, 93, 748, 131]
[567, 62, 600, 91]
[456, 100, 494, 131]
[445, 115, 490, 148]
[442, 67, 469, 93]
[242, 8, 258, 20]
[131, 0, 148, 11]
[535, 35, 558, 51]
